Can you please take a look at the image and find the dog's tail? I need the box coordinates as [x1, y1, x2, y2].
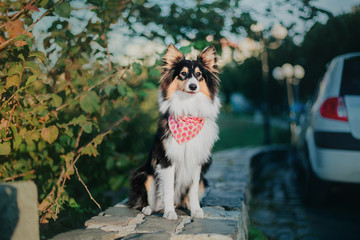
[128, 167, 149, 209]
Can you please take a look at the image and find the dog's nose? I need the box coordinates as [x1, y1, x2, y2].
[189, 84, 197, 91]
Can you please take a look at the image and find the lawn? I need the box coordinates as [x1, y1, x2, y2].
[213, 113, 290, 151]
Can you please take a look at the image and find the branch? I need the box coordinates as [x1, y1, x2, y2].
[3, 169, 35, 181]
[0, 0, 38, 29]
[0, 0, 65, 50]
[38, 115, 129, 221]
[74, 165, 101, 210]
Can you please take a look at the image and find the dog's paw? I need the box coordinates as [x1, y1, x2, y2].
[191, 208, 204, 218]
[142, 206, 152, 216]
[163, 210, 178, 220]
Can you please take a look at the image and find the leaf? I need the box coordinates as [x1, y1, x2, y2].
[5, 19, 24, 39]
[5, 75, 20, 89]
[80, 91, 100, 114]
[8, 62, 23, 76]
[25, 3, 40, 12]
[25, 62, 41, 75]
[13, 135, 22, 150]
[0, 142, 11, 155]
[55, 1, 72, 18]
[41, 126, 59, 144]
[14, 33, 33, 48]
[69, 115, 87, 125]
[132, 62, 143, 75]
[29, 51, 46, 63]
[117, 82, 127, 97]
[51, 94, 63, 108]
[81, 144, 99, 157]
[93, 135, 104, 146]
[26, 75, 38, 86]
[81, 122, 92, 134]
[105, 84, 115, 96]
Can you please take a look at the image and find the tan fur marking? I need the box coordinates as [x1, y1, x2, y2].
[199, 180, 205, 198]
[183, 194, 190, 209]
[199, 80, 211, 99]
[166, 78, 178, 99]
[145, 175, 154, 192]
[199, 46, 218, 73]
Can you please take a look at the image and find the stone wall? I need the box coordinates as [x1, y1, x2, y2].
[50, 147, 263, 240]
[0, 181, 39, 240]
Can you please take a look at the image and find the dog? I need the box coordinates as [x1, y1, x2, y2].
[128, 44, 220, 220]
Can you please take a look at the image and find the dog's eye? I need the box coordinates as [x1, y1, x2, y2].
[196, 72, 201, 77]
[180, 72, 187, 76]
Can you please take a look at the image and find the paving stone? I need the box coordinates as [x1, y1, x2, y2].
[50, 229, 116, 240]
[137, 215, 180, 233]
[171, 234, 232, 240]
[121, 232, 171, 240]
[202, 206, 240, 220]
[85, 215, 130, 228]
[179, 219, 238, 239]
[103, 206, 139, 218]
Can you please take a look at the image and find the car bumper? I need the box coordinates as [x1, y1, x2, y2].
[314, 131, 360, 151]
[312, 147, 360, 183]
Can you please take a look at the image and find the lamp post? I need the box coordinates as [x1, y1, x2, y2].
[250, 23, 287, 145]
[272, 64, 305, 144]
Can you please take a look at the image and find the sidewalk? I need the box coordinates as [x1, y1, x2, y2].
[51, 148, 262, 240]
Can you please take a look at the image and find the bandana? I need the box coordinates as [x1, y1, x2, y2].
[168, 115, 205, 144]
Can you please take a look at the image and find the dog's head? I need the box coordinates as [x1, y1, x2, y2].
[159, 44, 220, 101]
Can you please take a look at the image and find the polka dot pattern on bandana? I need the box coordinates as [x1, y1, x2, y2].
[168, 115, 205, 144]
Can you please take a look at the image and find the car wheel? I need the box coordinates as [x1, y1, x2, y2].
[296, 146, 329, 205]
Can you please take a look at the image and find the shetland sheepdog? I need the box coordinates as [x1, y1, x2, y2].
[128, 44, 220, 220]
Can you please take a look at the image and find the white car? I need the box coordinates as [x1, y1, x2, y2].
[296, 52, 360, 203]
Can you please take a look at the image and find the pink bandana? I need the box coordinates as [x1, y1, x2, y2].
[168, 115, 205, 144]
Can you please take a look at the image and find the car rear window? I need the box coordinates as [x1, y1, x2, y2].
[340, 56, 360, 96]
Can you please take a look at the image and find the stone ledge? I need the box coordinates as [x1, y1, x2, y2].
[50, 147, 267, 240]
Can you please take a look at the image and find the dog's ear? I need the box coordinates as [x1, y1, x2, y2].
[162, 44, 183, 70]
[198, 46, 218, 73]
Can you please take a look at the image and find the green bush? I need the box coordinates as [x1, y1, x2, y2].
[0, 0, 160, 226]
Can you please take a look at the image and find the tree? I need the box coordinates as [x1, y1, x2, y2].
[299, 10, 360, 98]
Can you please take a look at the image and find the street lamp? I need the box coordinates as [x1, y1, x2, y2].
[272, 64, 305, 144]
[250, 22, 288, 145]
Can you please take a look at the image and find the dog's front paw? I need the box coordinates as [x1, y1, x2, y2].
[191, 208, 204, 218]
[142, 206, 152, 216]
[163, 210, 178, 220]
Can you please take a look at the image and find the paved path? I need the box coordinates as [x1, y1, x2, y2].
[250, 149, 360, 240]
[50, 148, 262, 240]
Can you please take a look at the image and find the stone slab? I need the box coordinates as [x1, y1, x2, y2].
[121, 232, 172, 240]
[180, 218, 238, 239]
[0, 181, 39, 240]
[85, 215, 130, 228]
[49, 229, 116, 240]
[136, 215, 180, 233]
[103, 206, 139, 218]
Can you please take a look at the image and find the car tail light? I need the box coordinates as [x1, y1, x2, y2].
[319, 97, 348, 122]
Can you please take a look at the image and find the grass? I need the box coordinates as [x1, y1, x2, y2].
[213, 113, 290, 152]
[249, 225, 269, 240]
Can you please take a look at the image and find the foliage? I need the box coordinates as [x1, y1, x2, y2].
[299, 10, 360, 98]
[0, 0, 159, 227]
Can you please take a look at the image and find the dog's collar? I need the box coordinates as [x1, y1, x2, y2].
[168, 114, 205, 144]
